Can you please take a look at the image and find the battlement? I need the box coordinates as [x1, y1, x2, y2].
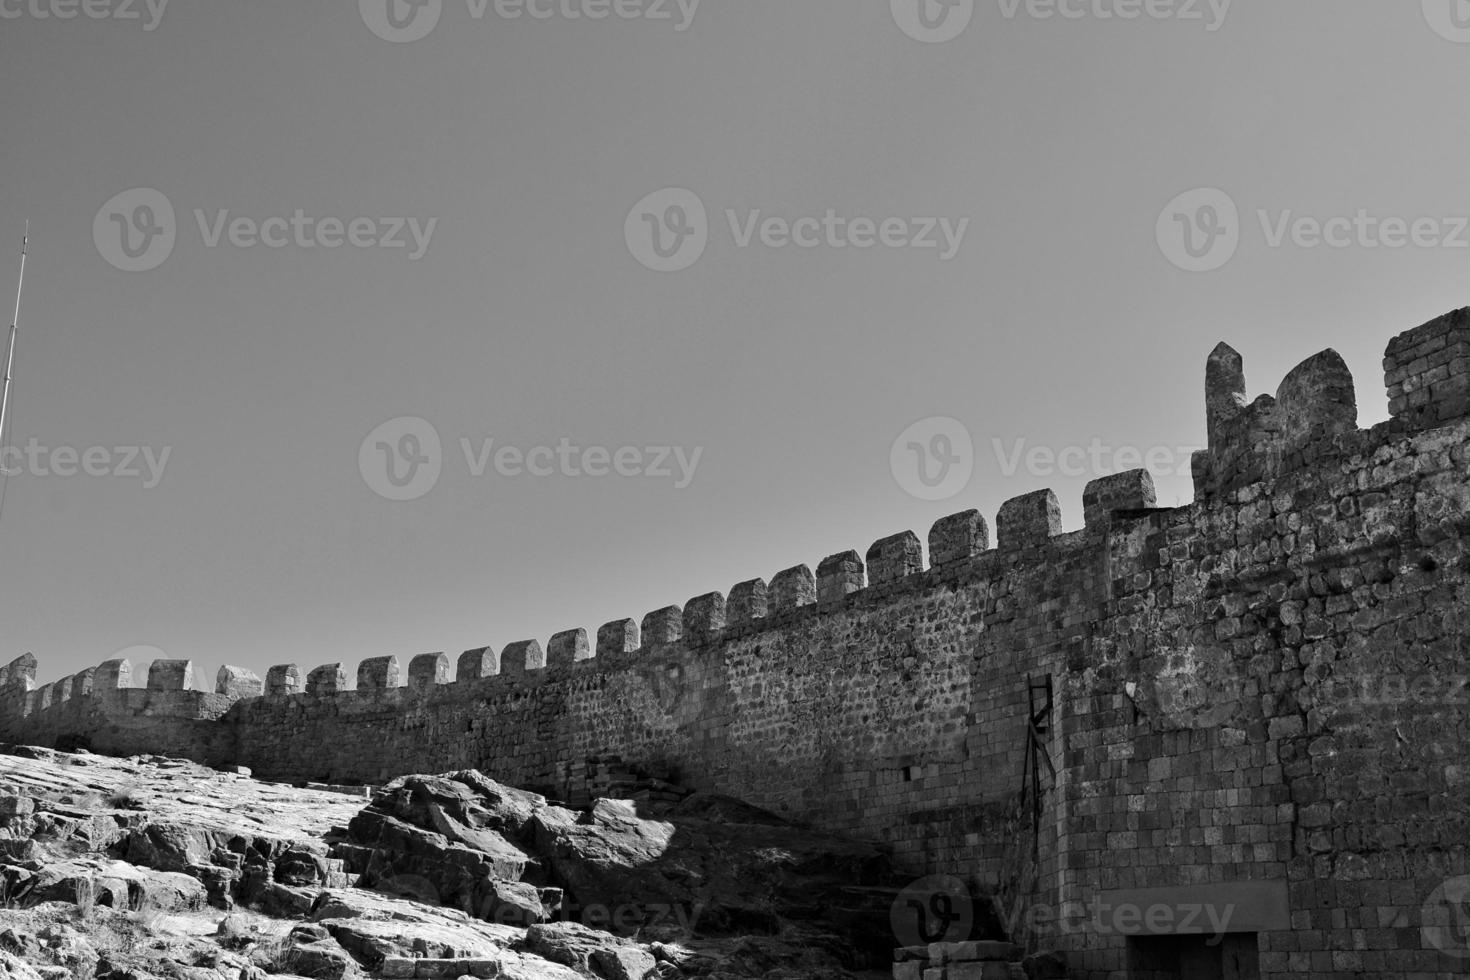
[3, 312, 1467, 980]
[6, 309, 1469, 729]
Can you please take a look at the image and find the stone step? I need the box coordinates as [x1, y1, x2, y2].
[381, 956, 500, 978]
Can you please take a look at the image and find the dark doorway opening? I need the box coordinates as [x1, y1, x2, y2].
[1126, 933, 1261, 980]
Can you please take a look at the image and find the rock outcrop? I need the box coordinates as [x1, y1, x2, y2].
[0, 745, 912, 979]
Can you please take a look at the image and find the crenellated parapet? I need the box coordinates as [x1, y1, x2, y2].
[265, 664, 301, 696]
[1192, 308, 1470, 502]
[215, 666, 262, 699]
[1385, 307, 1470, 432]
[3, 317, 1466, 980]
[407, 653, 450, 693]
[7, 312, 1470, 814]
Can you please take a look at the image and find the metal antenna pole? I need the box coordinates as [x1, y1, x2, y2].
[0, 222, 27, 453]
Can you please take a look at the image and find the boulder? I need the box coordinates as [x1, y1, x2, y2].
[524, 921, 654, 977]
[340, 770, 895, 950]
[309, 887, 520, 968]
[26, 858, 206, 912]
[0, 951, 45, 980]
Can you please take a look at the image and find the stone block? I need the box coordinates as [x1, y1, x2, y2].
[147, 659, 195, 691]
[996, 489, 1061, 550]
[817, 551, 865, 603]
[548, 629, 591, 666]
[305, 663, 346, 695]
[356, 656, 400, 693]
[727, 579, 768, 623]
[457, 647, 498, 681]
[769, 565, 816, 611]
[929, 510, 988, 566]
[407, 652, 450, 692]
[0, 653, 36, 690]
[501, 641, 545, 676]
[867, 531, 923, 584]
[216, 665, 265, 699]
[946, 963, 1011, 980]
[596, 620, 639, 657]
[640, 607, 682, 646]
[94, 659, 130, 690]
[682, 593, 726, 640]
[1083, 469, 1157, 528]
[265, 664, 301, 696]
[70, 668, 95, 701]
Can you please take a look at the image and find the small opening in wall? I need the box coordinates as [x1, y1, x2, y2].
[1419, 554, 1439, 573]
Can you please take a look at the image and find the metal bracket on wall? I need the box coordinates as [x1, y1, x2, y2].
[1020, 673, 1056, 853]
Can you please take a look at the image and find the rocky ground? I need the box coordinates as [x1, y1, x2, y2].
[0, 745, 909, 980]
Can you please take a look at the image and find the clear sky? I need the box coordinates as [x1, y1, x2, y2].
[1, 0, 1466, 689]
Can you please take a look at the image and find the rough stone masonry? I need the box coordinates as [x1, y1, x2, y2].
[4, 308, 1470, 978]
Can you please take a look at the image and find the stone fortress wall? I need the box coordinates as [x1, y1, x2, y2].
[4, 309, 1470, 978]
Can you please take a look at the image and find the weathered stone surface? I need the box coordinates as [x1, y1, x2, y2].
[547, 629, 591, 667]
[816, 550, 864, 603]
[457, 647, 498, 682]
[866, 531, 923, 584]
[1, 652, 37, 690]
[356, 656, 400, 693]
[408, 652, 451, 692]
[681, 593, 726, 641]
[726, 579, 767, 623]
[343, 772, 546, 921]
[146, 659, 195, 691]
[93, 658, 129, 690]
[768, 565, 815, 610]
[68, 668, 95, 701]
[500, 641, 545, 676]
[1081, 469, 1156, 529]
[6, 321, 1470, 978]
[28, 857, 207, 912]
[310, 887, 521, 967]
[215, 664, 264, 699]
[996, 489, 1060, 550]
[524, 922, 652, 977]
[639, 607, 682, 646]
[306, 663, 347, 695]
[265, 662, 300, 696]
[595, 620, 639, 657]
[928, 509, 987, 565]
